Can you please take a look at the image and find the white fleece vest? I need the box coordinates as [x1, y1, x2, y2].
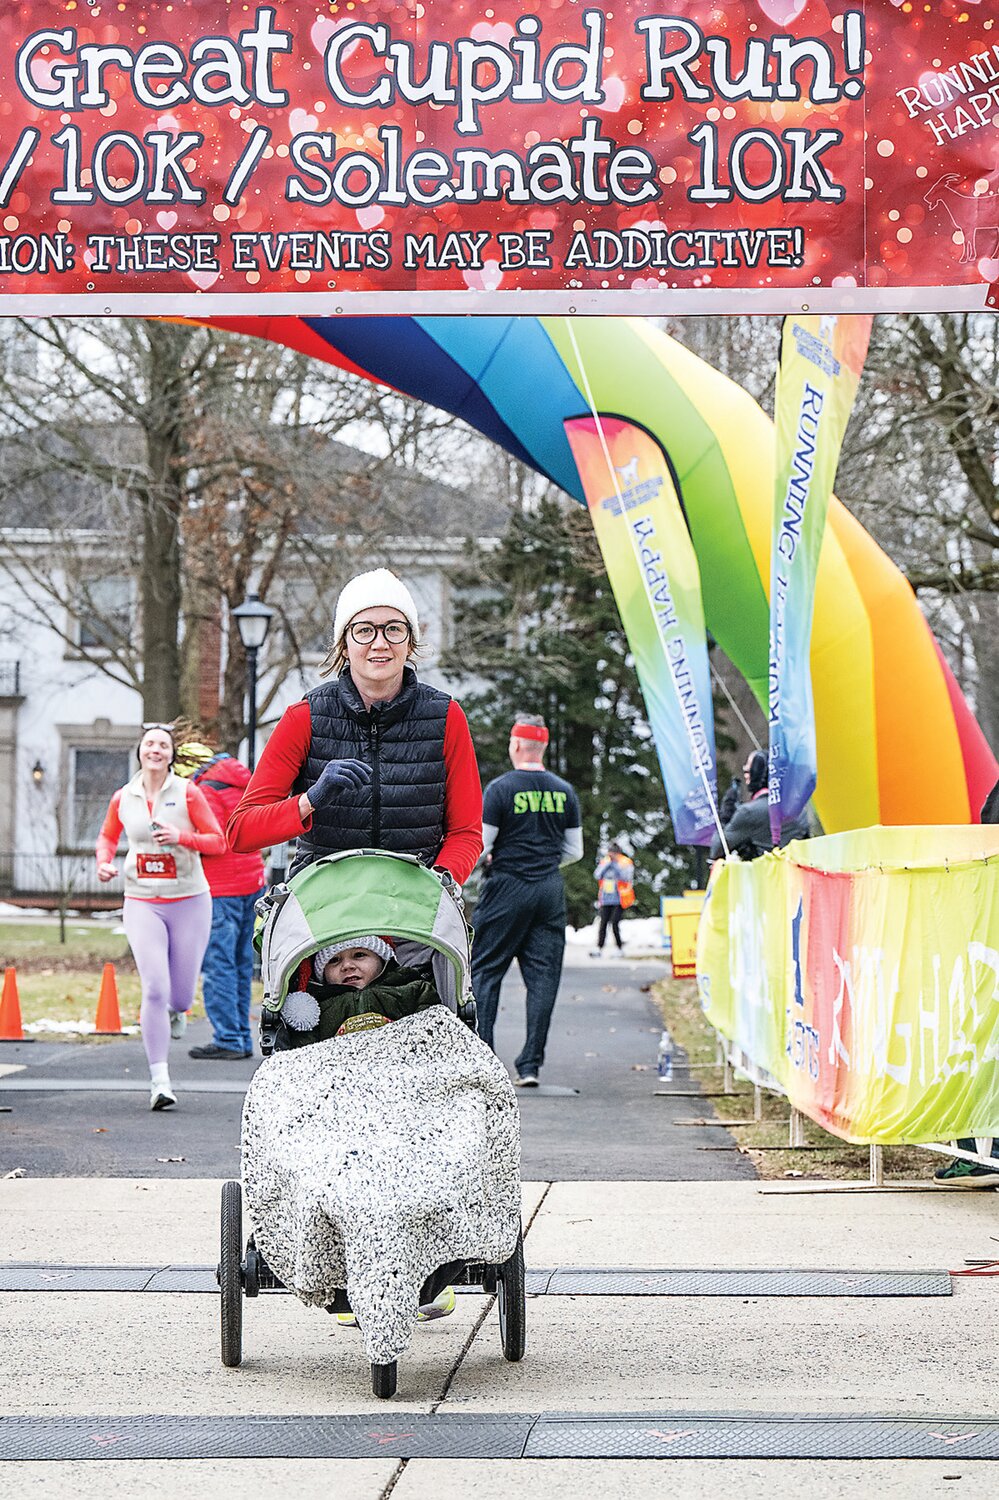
[118, 770, 209, 900]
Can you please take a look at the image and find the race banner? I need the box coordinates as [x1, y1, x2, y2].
[697, 825, 999, 1145]
[768, 313, 872, 841]
[0, 3, 998, 312]
[565, 414, 717, 846]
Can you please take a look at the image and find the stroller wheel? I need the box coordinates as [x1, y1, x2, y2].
[481, 1267, 498, 1296]
[497, 1229, 526, 1362]
[219, 1180, 243, 1368]
[371, 1361, 397, 1398]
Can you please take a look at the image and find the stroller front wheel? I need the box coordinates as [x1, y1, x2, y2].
[219, 1180, 244, 1367]
[371, 1361, 397, 1398]
[497, 1229, 526, 1362]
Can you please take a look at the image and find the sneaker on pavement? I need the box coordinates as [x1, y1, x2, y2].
[334, 1311, 358, 1327]
[188, 1043, 252, 1060]
[417, 1285, 456, 1322]
[169, 1010, 187, 1040]
[933, 1158, 999, 1187]
[589, 949, 601, 958]
[514, 1072, 539, 1088]
[150, 1083, 177, 1111]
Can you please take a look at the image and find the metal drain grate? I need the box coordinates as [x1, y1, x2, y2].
[0, 1414, 534, 1462]
[544, 1269, 953, 1297]
[0, 1265, 951, 1297]
[3, 1413, 999, 1462]
[527, 1413, 999, 1460]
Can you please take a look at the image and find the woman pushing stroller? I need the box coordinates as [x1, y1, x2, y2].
[231, 569, 487, 1330]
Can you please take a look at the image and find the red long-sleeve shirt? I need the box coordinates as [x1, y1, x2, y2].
[227, 698, 483, 884]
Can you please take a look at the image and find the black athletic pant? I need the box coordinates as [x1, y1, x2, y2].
[597, 904, 623, 950]
[471, 869, 566, 1076]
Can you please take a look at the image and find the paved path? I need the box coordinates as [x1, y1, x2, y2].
[3, 1176, 999, 1495]
[0, 953, 753, 1182]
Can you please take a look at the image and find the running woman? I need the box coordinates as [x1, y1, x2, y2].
[96, 723, 226, 1110]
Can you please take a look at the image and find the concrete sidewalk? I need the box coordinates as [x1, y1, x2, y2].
[3, 1175, 999, 1496]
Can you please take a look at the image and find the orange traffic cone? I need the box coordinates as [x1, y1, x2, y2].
[94, 963, 124, 1035]
[0, 967, 25, 1041]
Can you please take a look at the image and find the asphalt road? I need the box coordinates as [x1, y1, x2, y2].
[0, 951, 754, 1182]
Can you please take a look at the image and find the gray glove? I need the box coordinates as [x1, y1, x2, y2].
[307, 758, 372, 811]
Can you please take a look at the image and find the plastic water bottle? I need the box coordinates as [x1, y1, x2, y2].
[657, 1027, 674, 1084]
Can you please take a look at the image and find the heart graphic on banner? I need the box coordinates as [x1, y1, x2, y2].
[357, 205, 385, 230]
[756, 0, 809, 21]
[188, 268, 221, 291]
[978, 257, 999, 282]
[289, 108, 318, 136]
[463, 260, 503, 292]
[470, 21, 516, 45]
[157, 212, 178, 230]
[311, 17, 359, 61]
[594, 76, 626, 113]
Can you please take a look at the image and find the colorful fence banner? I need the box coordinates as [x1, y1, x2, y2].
[565, 414, 717, 846]
[768, 314, 872, 841]
[697, 826, 999, 1145]
[1, 3, 998, 312]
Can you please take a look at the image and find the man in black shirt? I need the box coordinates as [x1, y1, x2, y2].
[471, 714, 583, 1086]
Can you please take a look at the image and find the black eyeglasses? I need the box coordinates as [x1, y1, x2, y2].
[347, 620, 411, 645]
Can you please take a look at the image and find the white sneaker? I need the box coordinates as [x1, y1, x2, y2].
[169, 1011, 187, 1040]
[150, 1082, 177, 1111]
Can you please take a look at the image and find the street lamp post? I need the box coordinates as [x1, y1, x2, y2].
[232, 593, 274, 771]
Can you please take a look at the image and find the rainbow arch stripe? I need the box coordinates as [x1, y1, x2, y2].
[210, 314, 997, 831]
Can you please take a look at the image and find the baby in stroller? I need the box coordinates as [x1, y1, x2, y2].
[274, 935, 441, 1051]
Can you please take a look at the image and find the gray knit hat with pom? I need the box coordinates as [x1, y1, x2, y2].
[312, 936, 393, 979]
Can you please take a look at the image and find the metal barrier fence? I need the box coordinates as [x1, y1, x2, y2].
[703, 1028, 995, 1183]
[0, 852, 121, 910]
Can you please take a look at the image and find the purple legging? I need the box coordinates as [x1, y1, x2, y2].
[123, 894, 213, 1067]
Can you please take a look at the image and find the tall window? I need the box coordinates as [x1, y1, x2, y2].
[70, 747, 131, 847]
[77, 576, 132, 651]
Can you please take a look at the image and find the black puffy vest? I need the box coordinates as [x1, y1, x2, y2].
[291, 667, 449, 875]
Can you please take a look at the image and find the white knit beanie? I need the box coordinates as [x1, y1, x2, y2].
[313, 936, 394, 979]
[333, 568, 421, 648]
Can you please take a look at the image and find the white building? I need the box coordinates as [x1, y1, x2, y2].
[0, 445, 499, 907]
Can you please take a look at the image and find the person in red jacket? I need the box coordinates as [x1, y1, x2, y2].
[175, 740, 267, 1060]
[226, 568, 482, 885]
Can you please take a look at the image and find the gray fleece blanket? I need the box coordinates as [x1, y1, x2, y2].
[241, 1006, 522, 1366]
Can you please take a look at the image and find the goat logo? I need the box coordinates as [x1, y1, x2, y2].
[615, 456, 640, 490]
[924, 174, 999, 264]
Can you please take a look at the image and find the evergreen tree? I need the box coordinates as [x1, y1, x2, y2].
[446, 494, 717, 927]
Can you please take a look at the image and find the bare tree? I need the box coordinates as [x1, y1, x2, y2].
[0, 318, 506, 743]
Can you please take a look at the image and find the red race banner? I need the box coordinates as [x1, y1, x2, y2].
[0, 1, 997, 312]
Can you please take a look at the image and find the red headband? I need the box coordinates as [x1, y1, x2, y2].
[512, 723, 549, 744]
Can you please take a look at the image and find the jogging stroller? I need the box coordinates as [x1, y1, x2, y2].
[217, 849, 525, 1398]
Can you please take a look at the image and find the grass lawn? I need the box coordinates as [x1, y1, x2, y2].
[1, 919, 134, 968]
[653, 974, 938, 1184]
[0, 917, 224, 1037]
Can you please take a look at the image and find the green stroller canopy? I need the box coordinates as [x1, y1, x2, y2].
[259, 850, 471, 1014]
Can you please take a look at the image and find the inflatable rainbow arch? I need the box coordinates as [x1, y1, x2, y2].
[209, 314, 997, 832]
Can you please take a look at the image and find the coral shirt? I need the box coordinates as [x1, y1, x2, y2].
[227, 698, 483, 884]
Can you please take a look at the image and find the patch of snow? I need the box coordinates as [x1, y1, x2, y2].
[22, 1019, 140, 1036]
